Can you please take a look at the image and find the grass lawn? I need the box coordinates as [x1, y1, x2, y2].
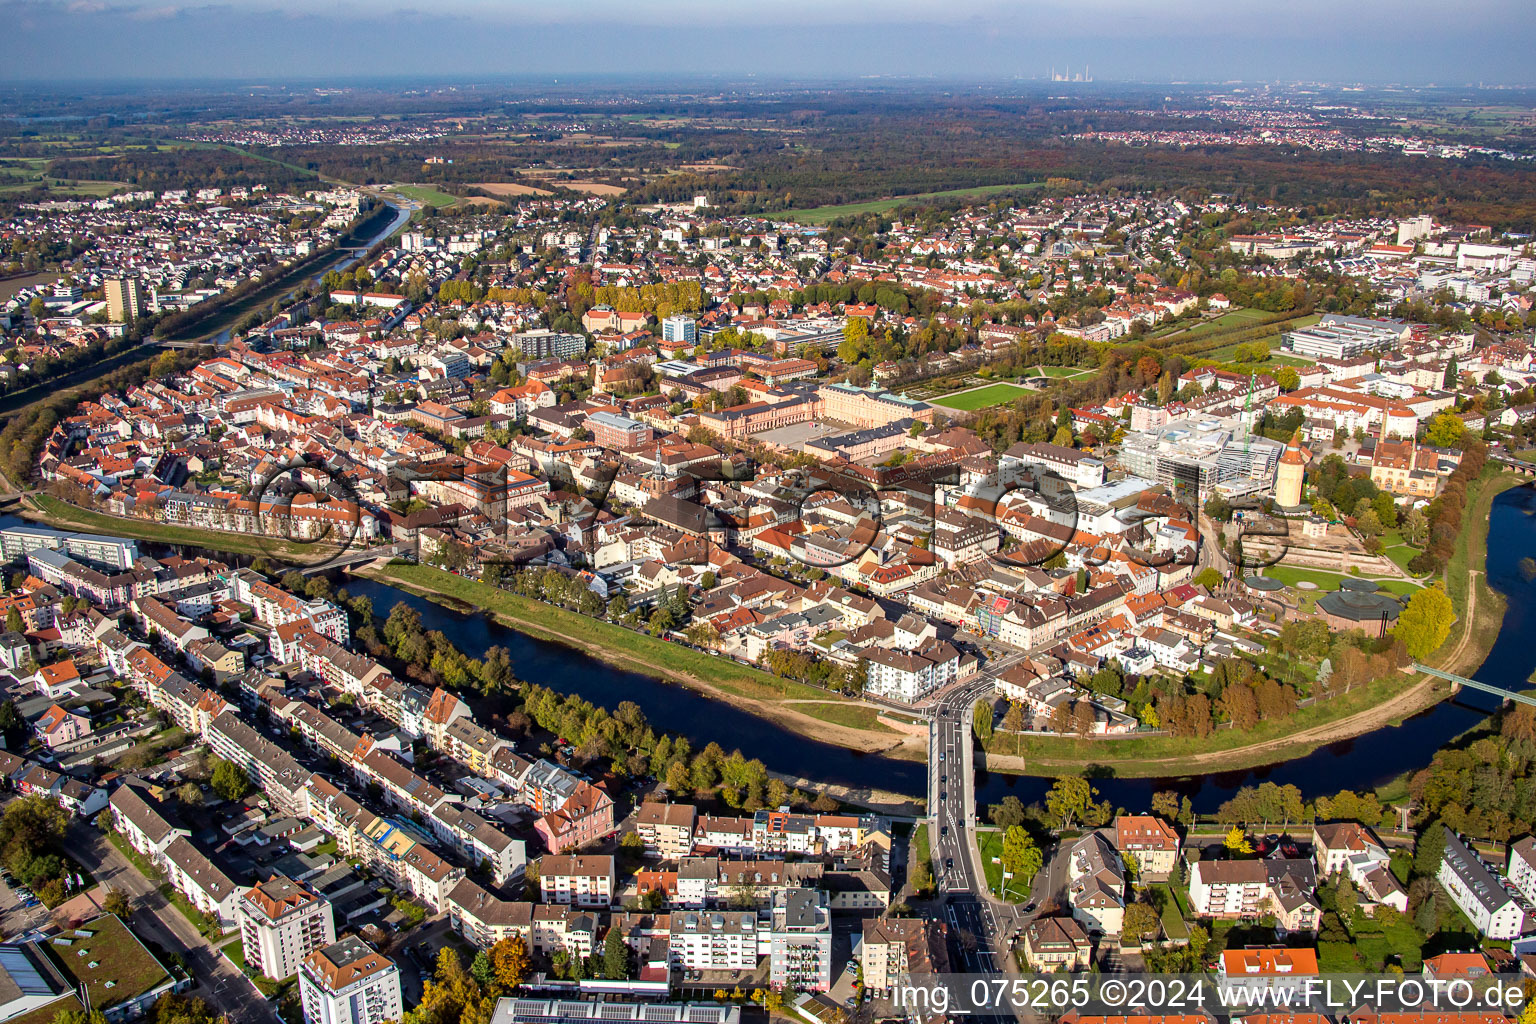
[1440, 469, 1524, 674]
[28, 494, 345, 562]
[1381, 529, 1427, 576]
[780, 182, 1045, 224]
[1207, 347, 1318, 368]
[1151, 309, 1268, 340]
[1151, 882, 1190, 940]
[976, 831, 1028, 902]
[1260, 564, 1422, 608]
[366, 563, 892, 734]
[930, 382, 1033, 411]
[390, 183, 461, 208]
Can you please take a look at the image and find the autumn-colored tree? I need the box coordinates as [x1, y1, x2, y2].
[489, 935, 529, 990]
[1223, 825, 1254, 855]
[1395, 584, 1455, 660]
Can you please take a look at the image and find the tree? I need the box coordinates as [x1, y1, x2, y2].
[1395, 584, 1455, 660]
[664, 760, 690, 794]
[210, 758, 253, 802]
[1423, 412, 1466, 448]
[53, 1011, 108, 1024]
[1045, 777, 1097, 830]
[1150, 790, 1181, 823]
[1001, 826, 1042, 886]
[4, 608, 22, 634]
[1052, 424, 1074, 447]
[602, 925, 629, 980]
[151, 995, 218, 1024]
[101, 886, 133, 919]
[1193, 567, 1223, 590]
[988, 796, 1026, 830]
[488, 935, 530, 990]
[1122, 901, 1161, 944]
[1275, 366, 1301, 392]
[908, 856, 935, 896]
[1223, 825, 1253, 855]
[972, 699, 993, 743]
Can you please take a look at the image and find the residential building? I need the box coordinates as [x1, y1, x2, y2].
[299, 936, 402, 1024]
[1438, 827, 1529, 939]
[539, 855, 615, 907]
[1114, 815, 1181, 880]
[1187, 858, 1320, 935]
[769, 888, 831, 992]
[1019, 916, 1092, 972]
[240, 874, 338, 982]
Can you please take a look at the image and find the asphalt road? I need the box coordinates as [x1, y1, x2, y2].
[928, 675, 1027, 978]
[68, 822, 277, 1024]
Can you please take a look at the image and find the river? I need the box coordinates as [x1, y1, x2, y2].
[194, 198, 413, 347]
[336, 484, 1536, 812]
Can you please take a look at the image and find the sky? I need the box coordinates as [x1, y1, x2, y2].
[4, 0, 1534, 84]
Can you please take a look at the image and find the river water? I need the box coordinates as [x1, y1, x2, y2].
[338, 484, 1536, 812]
[200, 199, 413, 347]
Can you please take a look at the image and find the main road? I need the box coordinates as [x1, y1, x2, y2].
[67, 822, 277, 1024]
[928, 674, 1026, 976]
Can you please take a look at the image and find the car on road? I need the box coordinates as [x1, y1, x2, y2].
[940, 825, 948, 836]
[940, 775, 946, 783]
[1023, 902, 1037, 913]
[940, 791, 947, 801]
[939, 752, 945, 762]
[945, 858, 954, 870]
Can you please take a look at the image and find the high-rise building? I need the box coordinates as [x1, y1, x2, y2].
[662, 316, 697, 346]
[769, 888, 832, 992]
[240, 874, 337, 982]
[104, 277, 145, 323]
[299, 935, 402, 1024]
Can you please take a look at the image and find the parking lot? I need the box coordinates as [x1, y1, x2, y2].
[0, 869, 50, 937]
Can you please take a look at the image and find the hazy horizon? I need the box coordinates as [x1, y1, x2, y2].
[5, 0, 1534, 86]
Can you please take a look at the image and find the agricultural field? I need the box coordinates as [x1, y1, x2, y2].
[780, 182, 1045, 225]
[930, 381, 1033, 410]
[471, 181, 553, 196]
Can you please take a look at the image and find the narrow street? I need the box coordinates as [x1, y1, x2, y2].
[68, 822, 277, 1024]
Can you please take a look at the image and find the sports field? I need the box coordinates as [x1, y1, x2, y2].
[930, 381, 1032, 410]
[391, 183, 460, 208]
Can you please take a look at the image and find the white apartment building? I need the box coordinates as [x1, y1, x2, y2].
[299, 936, 402, 1024]
[669, 909, 761, 972]
[241, 874, 338, 982]
[538, 855, 615, 907]
[1438, 828, 1530, 940]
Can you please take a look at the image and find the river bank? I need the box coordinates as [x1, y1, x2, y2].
[156, 201, 405, 345]
[352, 562, 932, 762]
[21, 494, 341, 563]
[353, 469, 1522, 783]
